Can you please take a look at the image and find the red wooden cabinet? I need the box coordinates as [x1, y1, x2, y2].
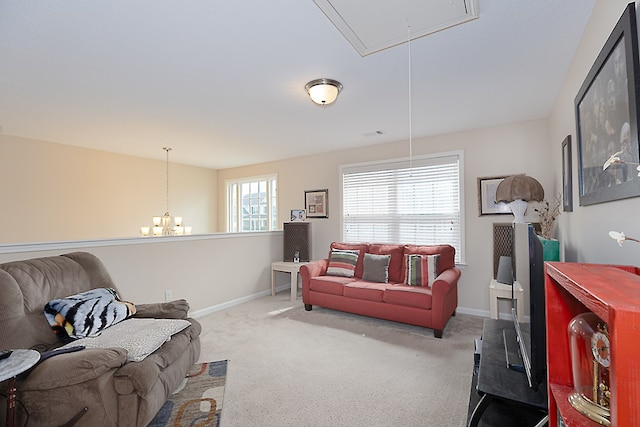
[545, 262, 640, 426]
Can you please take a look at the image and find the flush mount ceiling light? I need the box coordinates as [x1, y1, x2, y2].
[305, 78, 343, 105]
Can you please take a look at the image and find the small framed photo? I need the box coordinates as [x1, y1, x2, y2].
[305, 189, 328, 218]
[290, 209, 306, 222]
[477, 176, 512, 216]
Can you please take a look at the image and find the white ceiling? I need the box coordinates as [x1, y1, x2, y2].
[0, 0, 596, 169]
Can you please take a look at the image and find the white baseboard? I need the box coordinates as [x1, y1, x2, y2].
[189, 284, 292, 318]
[456, 305, 530, 322]
[191, 297, 500, 322]
[455, 306, 488, 318]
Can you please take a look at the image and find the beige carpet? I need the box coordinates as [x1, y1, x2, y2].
[196, 293, 484, 427]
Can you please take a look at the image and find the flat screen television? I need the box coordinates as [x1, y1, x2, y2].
[511, 223, 547, 391]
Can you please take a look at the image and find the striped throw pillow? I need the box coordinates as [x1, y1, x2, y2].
[405, 254, 440, 287]
[326, 249, 360, 278]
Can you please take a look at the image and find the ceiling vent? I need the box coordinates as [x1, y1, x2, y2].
[313, 0, 479, 56]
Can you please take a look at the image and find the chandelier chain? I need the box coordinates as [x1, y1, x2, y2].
[163, 147, 171, 214]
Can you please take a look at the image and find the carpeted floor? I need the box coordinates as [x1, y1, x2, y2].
[195, 293, 484, 427]
[148, 360, 228, 427]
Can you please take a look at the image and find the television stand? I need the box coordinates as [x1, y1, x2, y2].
[467, 318, 548, 426]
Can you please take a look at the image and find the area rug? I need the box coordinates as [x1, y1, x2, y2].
[148, 360, 228, 427]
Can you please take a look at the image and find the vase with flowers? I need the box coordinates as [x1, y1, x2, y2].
[534, 197, 561, 261]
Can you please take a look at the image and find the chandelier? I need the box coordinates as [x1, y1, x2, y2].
[140, 147, 191, 236]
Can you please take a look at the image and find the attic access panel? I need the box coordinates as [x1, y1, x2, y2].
[313, 0, 479, 56]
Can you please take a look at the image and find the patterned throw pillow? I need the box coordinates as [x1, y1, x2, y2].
[326, 249, 360, 278]
[44, 288, 136, 340]
[362, 253, 391, 283]
[405, 254, 440, 287]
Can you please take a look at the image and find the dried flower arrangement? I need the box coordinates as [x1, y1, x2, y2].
[534, 197, 561, 240]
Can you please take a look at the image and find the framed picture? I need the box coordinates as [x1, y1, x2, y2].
[562, 135, 573, 212]
[290, 209, 306, 222]
[477, 176, 512, 216]
[575, 3, 640, 206]
[305, 189, 328, 218]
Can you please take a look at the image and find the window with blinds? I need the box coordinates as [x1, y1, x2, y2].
[341, 151, 464, 264]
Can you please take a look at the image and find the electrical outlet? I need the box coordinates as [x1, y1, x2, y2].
[165, 290, 173, 301]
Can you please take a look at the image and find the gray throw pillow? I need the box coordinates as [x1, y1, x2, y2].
[362, 253, 391, 283]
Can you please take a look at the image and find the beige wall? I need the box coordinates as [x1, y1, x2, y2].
[549, 0, 640, 266]
[0, 134, 218, 243]
[0, 233, 284, 314]
[2, 0, 633, 318]
[218, 118, 554, 315]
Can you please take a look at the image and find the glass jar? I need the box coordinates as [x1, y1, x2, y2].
[567, 312, 611, 426]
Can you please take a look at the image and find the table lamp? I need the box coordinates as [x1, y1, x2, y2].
[495, 175, 544, 223]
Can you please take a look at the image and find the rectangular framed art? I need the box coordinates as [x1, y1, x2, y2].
[575, 3, 640, 206]
[562, 135, 573, 212]
[477, 176, 512, 216]
[305, 189, 328, 218]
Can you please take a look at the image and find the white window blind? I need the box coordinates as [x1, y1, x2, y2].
[341, 152, 464, 263]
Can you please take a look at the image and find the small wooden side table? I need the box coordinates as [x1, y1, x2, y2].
[0, 349, 40, 427]
[271, 261, 309, 301]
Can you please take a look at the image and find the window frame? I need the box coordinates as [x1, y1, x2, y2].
[225, 174, 278, 233]
[339, 151, 465, 264]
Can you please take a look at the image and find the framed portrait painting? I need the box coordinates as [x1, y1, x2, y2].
[575, 3, 640, 206]
[305, 189, 328, 218]
[477, 176, 512, 216]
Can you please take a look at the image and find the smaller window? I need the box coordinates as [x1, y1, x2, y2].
[226, 175, 278, 232]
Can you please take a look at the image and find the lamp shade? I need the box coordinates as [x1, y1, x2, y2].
[495, 175, 544, 203]
[305, 78, 343, 105]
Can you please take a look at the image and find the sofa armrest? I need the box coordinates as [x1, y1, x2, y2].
[301, 259, 328, 279]
[300, 259, 328, 303]
[19, 348, 127, 390]
[431, 268, 460, 296]
[430, 268, 461, 332]
[133, 299, 190, 319]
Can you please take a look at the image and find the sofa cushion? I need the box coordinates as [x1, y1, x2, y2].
[44, 288, 136, 339]
[326, 249, 360, 278]
[344, 281, 387, 302]
[20, 348, 128, 390]
[330, 242, 369, 278]
[405, 254, 439, 287]
[368, 244, 405, 283]
[362, 253, 391, 283]
[60, 318, 191, 362]
[309, 276, 352, 296]
[383, 284, 433, 309]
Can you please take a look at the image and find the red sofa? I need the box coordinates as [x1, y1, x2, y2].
[300, 242, 460, 338]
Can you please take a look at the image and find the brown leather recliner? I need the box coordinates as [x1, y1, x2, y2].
[0, 252, 201, 426]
